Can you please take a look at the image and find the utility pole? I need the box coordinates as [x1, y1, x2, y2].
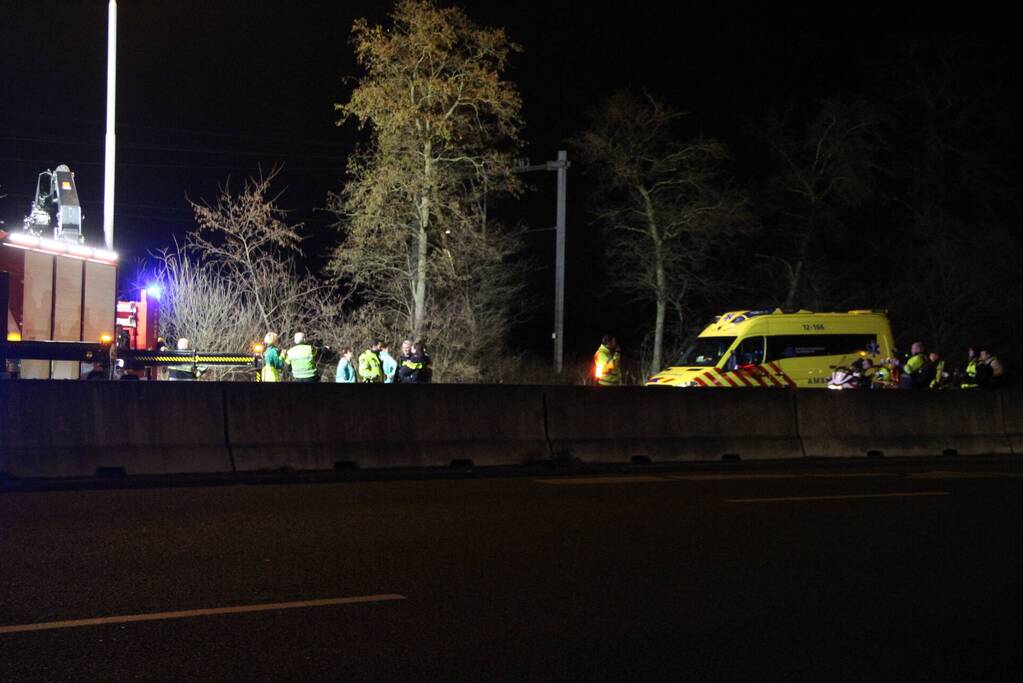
[103, 0, 117, 251]
[514, 150, 570, 374]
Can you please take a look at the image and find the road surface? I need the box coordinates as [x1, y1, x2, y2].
[3, 460, 1022, 680]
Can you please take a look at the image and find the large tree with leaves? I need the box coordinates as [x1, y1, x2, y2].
[331, 0, 525, 358]
[575, 91, 751, 375]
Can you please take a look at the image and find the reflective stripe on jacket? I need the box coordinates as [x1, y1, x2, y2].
[358, 349, 383, 382]
[285, 344, 316, 379]
[961, 359, 980, 388]
[262, 346, 283, 382]
[594, 344, 621, 385]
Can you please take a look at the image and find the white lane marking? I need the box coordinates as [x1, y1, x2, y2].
[666, 473, 898, 481]
[665, 474, 803, 481]
[0, 594, 406, 635]
[535, 476, 668, 485]
[806, 472, 901, 478]
[908, 471, 1023, 479]
[727, 491, 951, 504]
[538, 472, 902, 485]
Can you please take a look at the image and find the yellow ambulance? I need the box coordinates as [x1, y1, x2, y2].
[645, 309, 894, 388]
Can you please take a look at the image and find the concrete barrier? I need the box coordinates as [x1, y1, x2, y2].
[544, 386, 804, 462]
[224, 383, 548, 471]
[0, 381, 232, 477]
[796, 389, 1011, 458]
[4, 379, 1020, 481]
[998, 389, 1023, 455]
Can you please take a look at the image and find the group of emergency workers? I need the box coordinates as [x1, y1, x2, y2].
[260, 333, 431, 384]
[827, 341, 1007, 391]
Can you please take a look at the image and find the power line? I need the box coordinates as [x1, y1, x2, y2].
[0, 137, 346, 162]
[0, 156, 344, 174]
[0, 110, 351, 149]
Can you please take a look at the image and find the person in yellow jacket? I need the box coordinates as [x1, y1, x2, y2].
[358, 338, 384, 383]
[961, 347, 981, 389]
[899, 341, 928, 389]
[284, 332, 318, 382]
[593, 335, 621, 386]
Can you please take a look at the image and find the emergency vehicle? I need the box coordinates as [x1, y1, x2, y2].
[646, 309, 895, 388]
[1, 165, 257, 380]
[1, 165, 118, 379]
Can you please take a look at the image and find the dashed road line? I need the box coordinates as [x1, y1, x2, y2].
[727, 491, 951, 504]
[908, 471, 1023, 479]
[0, 594, 407, 635]
[806, 472, 901, 478]
[535, 470, 1023, 487]
[535, 476, 668, 485]
[535, 472, 905, 485]
[665, 474, 803, 481]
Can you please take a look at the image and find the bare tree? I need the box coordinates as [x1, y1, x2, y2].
[154, 170, 348, 379]
[759, 98, 882, 309]
[574, 91, 751, 375]
[875, 39, 1023, 356]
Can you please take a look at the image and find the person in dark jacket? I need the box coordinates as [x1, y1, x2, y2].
[168, 338, 198, 381]
[397, 340, 432, 383]
[394, 339, 413, 383]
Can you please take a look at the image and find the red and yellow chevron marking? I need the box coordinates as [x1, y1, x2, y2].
[731, 369, 754, 387]
[738, 366, 766, 387]
[769, 362, 798, 387]
[717, 370, 740, 387]
[688, 364, 798, 388]
[702, 370, 723, 387]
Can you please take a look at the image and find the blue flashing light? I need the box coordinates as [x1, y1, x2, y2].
[145, 284, 162, 300]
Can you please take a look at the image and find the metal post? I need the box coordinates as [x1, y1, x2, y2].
[103, 0, 117, 251]
[553, 150, 567, 375]
[513, 152, 570, 374]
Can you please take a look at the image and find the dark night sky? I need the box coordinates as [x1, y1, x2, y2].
[2, 2, 1019, 355]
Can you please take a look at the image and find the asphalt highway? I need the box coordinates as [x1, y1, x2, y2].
[3, 461, 1023, 681]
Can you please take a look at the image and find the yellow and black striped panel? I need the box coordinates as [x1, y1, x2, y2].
[121, 354, 183, 363]
[120, 352, 257, 367]
[195, 355, 257, 365]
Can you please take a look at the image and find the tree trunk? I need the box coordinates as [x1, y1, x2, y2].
[784, 222, 814, 310]
[642, 187, 666, 376]
[652, 238, 667, 375]
[413, 204, 428, 338]
[653, 287, 666, 376]
[413, 143, 432, 338]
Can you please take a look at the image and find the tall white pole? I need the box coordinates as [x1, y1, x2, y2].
[554, 150, 567, 375]
[103, 0, 117, 250]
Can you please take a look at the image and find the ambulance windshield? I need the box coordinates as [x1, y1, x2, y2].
[675, 337, 735, 367]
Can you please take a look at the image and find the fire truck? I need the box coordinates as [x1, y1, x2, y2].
[1, 165, 118, 379]
[1, 165, 255, 380]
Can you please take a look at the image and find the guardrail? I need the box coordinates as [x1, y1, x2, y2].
[0, 382, 1019, 479]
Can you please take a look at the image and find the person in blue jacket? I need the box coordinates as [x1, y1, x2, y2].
[379, 343, 398, 383]
[335, 347, 356, 383]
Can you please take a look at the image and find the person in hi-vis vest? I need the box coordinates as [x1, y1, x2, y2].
[593, 335, 621, 386]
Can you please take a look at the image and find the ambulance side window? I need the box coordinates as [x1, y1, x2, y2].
[727, 336, 765, 368]
[766, 334, 877, 361]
